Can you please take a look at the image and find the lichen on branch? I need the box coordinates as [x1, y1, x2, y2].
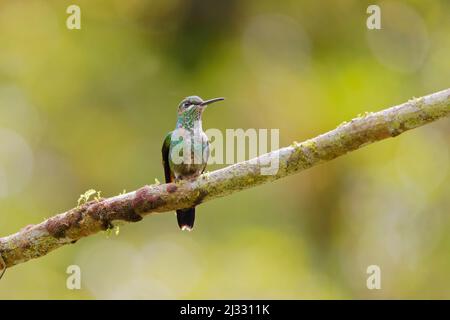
[0, 88, 449, 272]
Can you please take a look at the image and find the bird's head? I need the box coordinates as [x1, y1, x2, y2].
[177, 96, 224, 120]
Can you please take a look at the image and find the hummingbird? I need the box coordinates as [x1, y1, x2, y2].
[162, 96, 225, 231]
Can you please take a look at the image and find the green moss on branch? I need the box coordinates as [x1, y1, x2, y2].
[0, 88, 449, 270]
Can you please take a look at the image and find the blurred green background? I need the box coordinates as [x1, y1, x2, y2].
[0, 0, 449, 299]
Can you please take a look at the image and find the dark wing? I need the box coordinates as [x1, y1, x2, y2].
[162, 132, 174, 183]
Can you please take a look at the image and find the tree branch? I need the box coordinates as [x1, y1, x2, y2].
[1, 88, 449, 271]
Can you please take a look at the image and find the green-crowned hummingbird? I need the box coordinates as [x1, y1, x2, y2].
[162, 96, 224, 231]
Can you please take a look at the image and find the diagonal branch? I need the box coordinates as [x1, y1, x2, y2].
[1, 88, 449, 271]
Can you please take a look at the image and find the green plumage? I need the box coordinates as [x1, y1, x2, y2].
[161, 95, 224, 231]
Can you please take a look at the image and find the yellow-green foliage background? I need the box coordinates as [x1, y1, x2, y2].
[0, 0, 449, 299]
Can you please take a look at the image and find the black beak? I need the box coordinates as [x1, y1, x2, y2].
[200, 97, 225, 106]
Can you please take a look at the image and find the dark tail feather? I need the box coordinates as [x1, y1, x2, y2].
[176, 207, 195, 231]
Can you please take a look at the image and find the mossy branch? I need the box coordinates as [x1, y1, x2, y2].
[0, 88, 449, 272]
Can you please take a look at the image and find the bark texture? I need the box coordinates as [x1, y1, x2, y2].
[0, 88, 449, 271]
